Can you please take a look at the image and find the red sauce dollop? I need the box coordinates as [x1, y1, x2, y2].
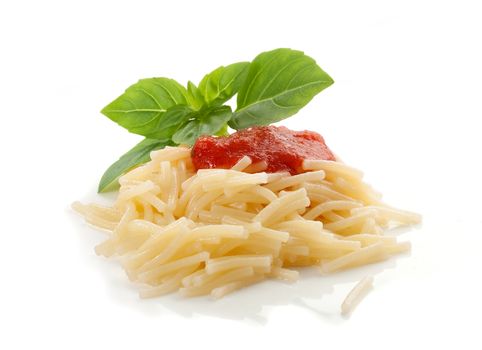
[191, 125, 335, 174]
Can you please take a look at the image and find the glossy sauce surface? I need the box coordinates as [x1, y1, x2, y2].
[191, 125, 335, 174]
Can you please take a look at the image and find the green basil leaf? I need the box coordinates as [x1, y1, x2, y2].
[186, 81, 205, 110]
[198, 62, 250, 107]
[172, 106, 232, 146]
[147, 105, 194, 139]
[98, 138, 172, 193]
[230, 49, 334, 130]
[215, 123, 229, 136]
[101, 78, 188, 137]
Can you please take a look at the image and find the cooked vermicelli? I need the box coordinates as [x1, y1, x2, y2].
[341, 276, 374, 315]
[72, 146, 421, 299]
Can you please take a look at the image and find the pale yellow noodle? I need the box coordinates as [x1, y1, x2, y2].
[322, 211, 346, 222]
[210, 205, 256, 221]
[321, 243, 388, 273]
[186, 190, 224, 220]
[138, 252, 210, 284]
[230, 156, 252, 171]
[73, 145, 420, 304]
[139, 266, 198, 298]
[118, 181, 160, 205]
[205, 255, 272, 274]
[254, 188, 307, 225]
[304, 182, 356, 202]
[341, 276, 374, 315]
[181, 267, 258, 298]
[265, 170, 325, 192]
[324, 210, 377, 232]
[210, 275, 265, 299]
[303, 200, 363, 220]
[138, 192, 166, 213]
[244, 161, 268, 173]
[167, 166, 179, 211]
[269, 266, 299, 282]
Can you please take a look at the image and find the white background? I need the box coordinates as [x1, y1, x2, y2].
[1, 0, 481, 349]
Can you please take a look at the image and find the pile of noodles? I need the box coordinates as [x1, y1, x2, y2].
[73, 146, 421, 299]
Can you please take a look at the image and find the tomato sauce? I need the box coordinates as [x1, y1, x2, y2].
[191, 125, 335, 174]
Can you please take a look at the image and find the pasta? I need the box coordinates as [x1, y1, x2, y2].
[72, 146, 421, 300]
[341, 276, 374, 315]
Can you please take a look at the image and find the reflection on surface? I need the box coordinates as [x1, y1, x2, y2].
[99, 256, 400, 324]
[161, 260, 397, 324]
[73, 211, 415, 324]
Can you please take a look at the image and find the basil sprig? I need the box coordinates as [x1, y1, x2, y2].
[231, 49, 333, 129]
[98, 48, 333, 192]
